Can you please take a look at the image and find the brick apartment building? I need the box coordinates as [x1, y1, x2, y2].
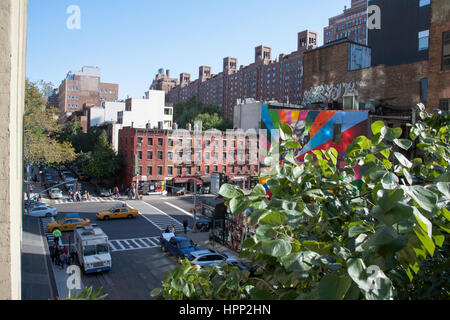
[149, 68, 179, 101]
[164, 30, 319, 121]
[427, 0, 450, 110]
[323, 0, 368, 45]
[118, 127, 260, 191]
[57, 66, 119, 115]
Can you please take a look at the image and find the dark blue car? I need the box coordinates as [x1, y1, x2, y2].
[160, 233, 198, 259]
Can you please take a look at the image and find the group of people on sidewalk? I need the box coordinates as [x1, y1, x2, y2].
[49, 243, 76, 270]
[67, 189, 90, 202]
[164, 219, 189, 235]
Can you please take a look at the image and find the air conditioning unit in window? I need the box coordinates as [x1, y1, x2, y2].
[343, 94, 359, 110]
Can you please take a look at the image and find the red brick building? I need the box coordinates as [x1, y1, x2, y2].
[164, 30, 318, 121]
[427, 0, 450, 110]
[118, 127, 260, 191]
[301, 39, 429, 109]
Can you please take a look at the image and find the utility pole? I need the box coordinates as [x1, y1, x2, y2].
[193, 178, 198, 233]
[26, 137, 31, 213]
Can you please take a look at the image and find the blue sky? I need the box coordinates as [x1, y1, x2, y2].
[26, 0, 351, 99]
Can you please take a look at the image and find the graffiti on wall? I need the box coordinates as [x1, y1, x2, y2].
[260, 105, 369, 166]
[301, 81, 366, 106]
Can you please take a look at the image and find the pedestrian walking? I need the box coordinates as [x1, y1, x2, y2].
[183, 219, 188, 234]
[60, 252, 67, 270]
[49, 244, 56, 264]
[54, 245, 60, 266]
[53, 229, 62, 245]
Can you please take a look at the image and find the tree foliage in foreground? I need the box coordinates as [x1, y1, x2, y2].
[152, 104, 449, 300]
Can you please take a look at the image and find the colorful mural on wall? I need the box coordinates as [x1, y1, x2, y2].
[259, 104, 369, 179]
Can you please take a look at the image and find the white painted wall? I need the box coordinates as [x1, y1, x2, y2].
[233, 101, 263, 130]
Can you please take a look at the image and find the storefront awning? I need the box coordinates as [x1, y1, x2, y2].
[173, 177, 203, 184]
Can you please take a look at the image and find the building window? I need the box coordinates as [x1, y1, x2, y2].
[168, 139, 173, 147]
[148, 138, 153, 146]
[137, 151, 142, 160]
[419, 0, 430, 7]
[167, 152, 172, 161]
[147, 151, 153, 160]
[222, 166, 226, 174]
[158, 138, 163, 146]
[205, 166, 210, 174]
[147, 166, 153, 176]
[138, 166, 142, 175]
[420, 78, 428, 103]
[440, 99, 449, 111]
[177, 167, 182, 176]
[418, 30, 429, 51]
[168, 166, 173, 176]
[187, 167, 192, 175]
[443, 31, 450, 71]
[196, 166, 201, 174]
[157, 166, 163, 175]
[213, 165, 218, 172]
[158, 151, 163, 160]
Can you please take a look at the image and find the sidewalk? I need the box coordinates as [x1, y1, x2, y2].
[22, 165, 84, 300]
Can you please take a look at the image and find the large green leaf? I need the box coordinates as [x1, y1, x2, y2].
[402, 185, 438, 213]
[381, 172, 399, 190]
[381, 127, 402, 142]
[394, 138, 413, 151]
[377, 189, 405, 212]
[219, 184, 244, 199]
[260, 211, 287, 226]
[371, 121, 385, 136]
[318, 274, 352, 300]
[261, 239, 292, 258]
[394, 152, 413, 168]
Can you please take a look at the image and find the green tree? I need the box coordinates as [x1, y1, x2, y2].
[173, 96, 231, 130]
[82, 130, 123, 183]
[24, 80, 76, 166]
[194, 113, 233, 131]
[152, 104, 449, 300]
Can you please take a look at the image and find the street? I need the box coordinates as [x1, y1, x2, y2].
[46, 196, 205, 300]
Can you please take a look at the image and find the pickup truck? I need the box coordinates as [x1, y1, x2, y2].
[159, 233, 198, 259]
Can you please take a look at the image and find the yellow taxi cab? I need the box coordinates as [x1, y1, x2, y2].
[96, 204, 139, 220]
[46, 217, 91, 233]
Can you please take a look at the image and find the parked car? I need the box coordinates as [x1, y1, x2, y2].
[48, 188, 63, 199]
[159, 233, 198, 259]
[195, 217, 212, 232]
[186, 249, 239, 268]
[96, 204, 139, 220]
[46, 217, 91, 233]
[97, 187, 112, 197]
[28, 205, 58, 218]
[175, 187, 187, 196]
[24, 200, 43, 210]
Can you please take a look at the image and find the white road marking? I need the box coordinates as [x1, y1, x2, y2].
[164, 202, 194, 217]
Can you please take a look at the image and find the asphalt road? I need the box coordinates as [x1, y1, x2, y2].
[51, 197, 200, 300]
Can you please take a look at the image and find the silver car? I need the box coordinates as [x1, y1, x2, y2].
[186, 249, 239, 268]
[49, 188, 63, 199]
[28, 205, 58, 218]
